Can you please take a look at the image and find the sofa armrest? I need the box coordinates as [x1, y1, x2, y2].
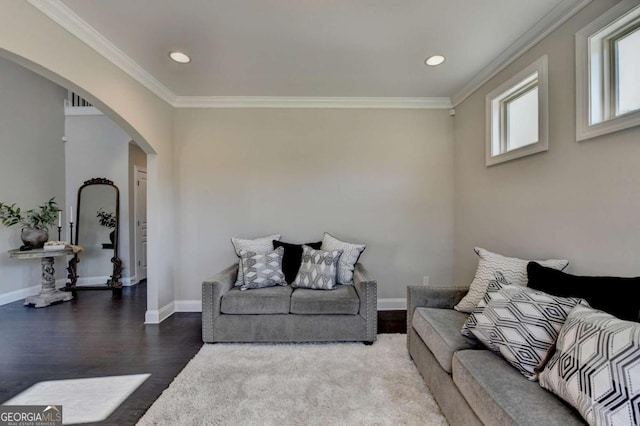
[406, 286, 468, 351]
[202, 264, 237, 343]
[353, 263, 377, 342]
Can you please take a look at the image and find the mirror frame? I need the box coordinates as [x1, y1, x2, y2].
[69, 177, 123, 290]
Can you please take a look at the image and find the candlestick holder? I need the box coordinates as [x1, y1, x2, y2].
[69, 222, 75, 245]
[57, 226, 62, 241]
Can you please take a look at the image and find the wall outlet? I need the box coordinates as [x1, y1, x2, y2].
[423, 276, 430, 286]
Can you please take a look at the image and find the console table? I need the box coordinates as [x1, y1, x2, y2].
[9, 248, 74, 308]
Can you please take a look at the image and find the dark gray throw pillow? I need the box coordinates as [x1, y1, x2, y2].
[527, 262, 640, 322]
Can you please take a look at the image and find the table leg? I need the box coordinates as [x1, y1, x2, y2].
[24, 256, 74, 308]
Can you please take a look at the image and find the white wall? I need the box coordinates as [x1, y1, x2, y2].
[65, 114, 133, 284]
[174, 108, 454, 303]
[0, 0, 177, 321]
[453, 0, 640, 286]
[0, 56, 67, 301]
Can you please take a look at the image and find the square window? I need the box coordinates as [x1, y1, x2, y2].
[485, 56, 548, 166]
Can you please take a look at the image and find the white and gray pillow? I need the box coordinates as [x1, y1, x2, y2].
[540, 305, 640, 426]
[462, 275, 587, 381]
[292, 245, 343, 290]
[454, 247, 569, 313]
[231, 234, 281, 286]
[238, 247, 286, 291]
[320, 233, 365, 285]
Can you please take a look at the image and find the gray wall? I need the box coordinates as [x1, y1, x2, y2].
[453, 0, 640, 286]
[174, 108, 454, 302]
[0, 57, 67, 299]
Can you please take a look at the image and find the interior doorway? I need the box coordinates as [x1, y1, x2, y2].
[134, 166, 147, 282]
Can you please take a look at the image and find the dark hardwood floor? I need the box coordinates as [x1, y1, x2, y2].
[0, 283, 406, 425]
[0, 282, 202, 425]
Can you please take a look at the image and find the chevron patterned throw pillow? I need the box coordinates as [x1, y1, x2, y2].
[454, 247, 569, 313]
[540, 305, 640, 426]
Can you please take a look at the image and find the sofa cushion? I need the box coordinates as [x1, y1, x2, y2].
[452, 350, 585, 426]
[221, 286, 292, 314]
[411, 307, 479, 373]
[290, 286, 359, 315]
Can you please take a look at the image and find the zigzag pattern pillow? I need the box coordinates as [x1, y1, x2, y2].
[239, 247, 286, 290]
[540, 305, 640, 426]
[462, 275, 587, 380]
[292, 245, 343, 290]
[455, 247, 569, 313]
[320, 233, 365, 285]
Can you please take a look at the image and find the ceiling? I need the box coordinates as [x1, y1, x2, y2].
[58, 0, 568, 99]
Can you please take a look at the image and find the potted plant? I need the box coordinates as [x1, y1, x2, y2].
[0, 198, 59, 249]
[96, 209, 117, 244]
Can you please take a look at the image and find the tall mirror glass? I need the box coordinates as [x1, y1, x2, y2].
[69, 178, 122, 290]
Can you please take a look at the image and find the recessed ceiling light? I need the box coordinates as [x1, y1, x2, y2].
[425, 55, 445, 67]
[169, 51, 191, 64]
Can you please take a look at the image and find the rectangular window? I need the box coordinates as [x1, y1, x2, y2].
[613, 24, 640, 116]
[485, 56, 548, 166]
[506, 85, 539, 151]
[576, 0, 640, 140]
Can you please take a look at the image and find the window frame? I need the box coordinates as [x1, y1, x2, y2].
[576, 0, 640, 141]
[485, 55, 549, 167]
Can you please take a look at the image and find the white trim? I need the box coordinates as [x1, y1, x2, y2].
[144, 301, 175, 324]
[377, 298, 406, 311]
[174, 300, 202, 312]
[0, 280, 68, 306]
[452, 0, 592, 106]
[485, 55, 549, 166]
[173, 96, 453, 109]
[0, 285, 41, 306]
[576, 0, 640, 141]
[64, 106, 103, 116]
[26, 0, 176, 105]
[133, 166, 147, 282]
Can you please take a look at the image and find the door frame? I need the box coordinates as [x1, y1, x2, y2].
[133, 165, 147, 283]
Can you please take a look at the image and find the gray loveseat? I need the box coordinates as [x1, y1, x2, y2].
[202, 263, 377, 343]
[407, 286, 585, 426]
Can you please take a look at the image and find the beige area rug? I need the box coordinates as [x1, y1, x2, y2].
[138, 334, 447, 426]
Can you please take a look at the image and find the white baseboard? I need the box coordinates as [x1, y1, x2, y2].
[0, 284, 41, 306]
[144, 301, 175, 324]
[0, 279, 69, 306]
[171, 298, 406, 313]
[377, 298, 407, 310]
[174, 300, 201, 312]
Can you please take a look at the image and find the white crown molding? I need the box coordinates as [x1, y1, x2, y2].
[173, 96, 453, 109]
[26, 0, 176, 106]
[451, 0, 592, 107]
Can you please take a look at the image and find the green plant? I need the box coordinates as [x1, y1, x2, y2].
[0, 198, 59, 230]
[96, 209, 116, 229]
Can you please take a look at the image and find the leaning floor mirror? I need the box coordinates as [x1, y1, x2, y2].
[68, 178, 123, 290]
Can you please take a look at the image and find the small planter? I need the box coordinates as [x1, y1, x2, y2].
[21, 227, 49, 249]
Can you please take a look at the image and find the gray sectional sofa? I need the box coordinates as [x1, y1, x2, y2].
[202, 263, 377, 343]
[407, 286, 585, 426]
